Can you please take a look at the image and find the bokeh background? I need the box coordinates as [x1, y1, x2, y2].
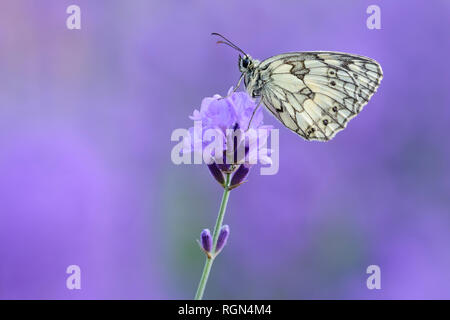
[0, 0, 449, 299]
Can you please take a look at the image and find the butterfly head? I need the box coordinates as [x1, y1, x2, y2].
[238, 55, 254, 73]
[212, 33, 255, 72]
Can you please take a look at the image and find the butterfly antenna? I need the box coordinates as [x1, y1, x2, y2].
[211, 32, 247, 56]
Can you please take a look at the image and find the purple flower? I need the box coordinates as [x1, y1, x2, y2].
[215, 225, 230, 254]
[185, 89, 273, 189]
[189, 88, 264, 132]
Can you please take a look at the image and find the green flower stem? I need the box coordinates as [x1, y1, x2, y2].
[194, 173, 232, 300]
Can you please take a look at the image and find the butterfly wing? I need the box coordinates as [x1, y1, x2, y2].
[257, 52, 383, 141]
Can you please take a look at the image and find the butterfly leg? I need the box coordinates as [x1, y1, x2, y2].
[246, 98, 262, 131]
[219, 74, 244, 100]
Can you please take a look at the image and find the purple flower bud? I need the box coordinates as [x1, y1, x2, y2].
[230, 164, 251, 189]
[207, 163, 225, 186]
[200, 229, 212, 253]
[215, 225, 230, 253]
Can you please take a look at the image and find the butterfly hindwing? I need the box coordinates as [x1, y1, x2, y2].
[257, 52, 383, 141]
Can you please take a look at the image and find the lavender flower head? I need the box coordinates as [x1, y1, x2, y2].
[185, 88, 273, 189]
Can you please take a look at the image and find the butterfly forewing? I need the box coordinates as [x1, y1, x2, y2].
[257, 52, 383, 141]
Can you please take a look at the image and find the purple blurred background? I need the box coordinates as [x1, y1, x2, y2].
[0, 0, 449, 299]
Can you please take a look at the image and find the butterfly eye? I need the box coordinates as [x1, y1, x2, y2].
[242, 58, 250, 68]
